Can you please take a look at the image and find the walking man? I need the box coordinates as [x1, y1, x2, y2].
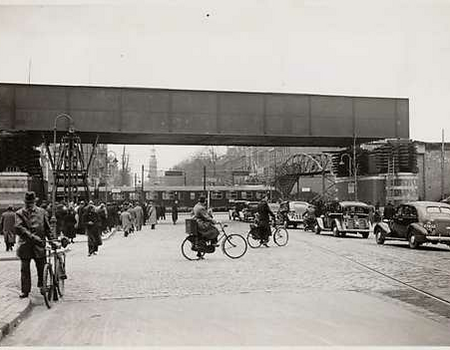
[172, 200, 179, 225]
[147, 201, 157, 229]
[83, 201, 102, 256]
[120, 204, 133, 237]
[383, 201, 395, 220]
[15, 192, 54, 298]
[1, 205, 16, 251]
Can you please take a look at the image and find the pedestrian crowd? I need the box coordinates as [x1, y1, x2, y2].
[0, 190, 182, 298]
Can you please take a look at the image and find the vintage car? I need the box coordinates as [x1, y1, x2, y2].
[373, 201, 450, 249]
[228, 200, 248, 221]
[279, 201, 310, 229]
[242, 201, 260, 222]
[315, 201, 371, 238]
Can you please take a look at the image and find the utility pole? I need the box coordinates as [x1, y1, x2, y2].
[203, 165, 206, 191]
[353, 133, 358, 201]
[442, 128, 445, 200]
[141, 164, 144, 201]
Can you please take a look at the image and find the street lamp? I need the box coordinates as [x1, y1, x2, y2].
[51, 113, 74, 237]
[106, 150, 118, 202]
[339, 152, 357, 201]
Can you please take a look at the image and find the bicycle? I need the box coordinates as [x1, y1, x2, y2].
[181, 220, 248, 260]
[41, 238, 68, 309]
[247, 222, 289, 248]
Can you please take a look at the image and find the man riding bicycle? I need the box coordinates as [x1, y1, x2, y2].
[193, 196, 220, 247]
[256, 194, 276, 246]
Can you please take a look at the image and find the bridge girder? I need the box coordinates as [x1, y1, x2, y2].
[275, 153, 335, 200]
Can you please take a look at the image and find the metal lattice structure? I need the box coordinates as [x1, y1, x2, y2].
[44, 129, 98, 203]
[274, 153, 335, 201]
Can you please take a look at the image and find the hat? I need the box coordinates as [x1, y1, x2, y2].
[24, 191, 37, 203]
[199, 196, 206, 203]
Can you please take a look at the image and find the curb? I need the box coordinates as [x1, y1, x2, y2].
[0, 298, 32, 342]
[0, 256, 18, 262]
[0, 229, 116, 342]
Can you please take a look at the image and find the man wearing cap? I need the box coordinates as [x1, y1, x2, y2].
[1, 205, 16, 251]
[193, 196, 219, 245]
[15, 191, 54, 298]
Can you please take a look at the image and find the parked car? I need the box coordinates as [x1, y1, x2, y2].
[279, 201, 310, 229]
[373, 201, 450, 249]
[228, 200, 248, 221]
[242, 201, 260, 222]
[315, 201, 371, 238]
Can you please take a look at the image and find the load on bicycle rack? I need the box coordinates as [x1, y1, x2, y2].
[181, 219, 248, 260]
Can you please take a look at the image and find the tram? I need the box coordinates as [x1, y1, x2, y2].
[92, 184, 280, 211]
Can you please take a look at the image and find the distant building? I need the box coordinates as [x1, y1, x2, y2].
[148, 147, 158, 185]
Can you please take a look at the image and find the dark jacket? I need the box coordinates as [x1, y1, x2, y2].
[383, 204, 395, 220]
[62, 209, 77, 239]
[172, 204, 178, 222]
[15, 205, 53, 259]
[1, 209, 16, 244]
[257, 200, 275, 225]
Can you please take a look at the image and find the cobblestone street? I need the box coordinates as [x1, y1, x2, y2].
[2, 213, 450, 346]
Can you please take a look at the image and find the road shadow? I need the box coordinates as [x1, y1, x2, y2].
[384, 242, 450, 252]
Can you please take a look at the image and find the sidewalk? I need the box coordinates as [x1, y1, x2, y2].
[0, 228, 116, 342]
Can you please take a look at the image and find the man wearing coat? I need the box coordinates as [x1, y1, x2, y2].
[1, 205, 16, 251]
[256, 194, 276, 246]
[15, 192, 54, 298]
[147, 201, 157, 229]
[171, 200, 179, 225]
[83, 201, 102, 256]
[120, 204, 133, 237]
[193, 196, 219, 244]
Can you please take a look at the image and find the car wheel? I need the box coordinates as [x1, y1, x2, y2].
[361, 232, 369, 239]
[408, 230, 420, 249]
[375, 228, 385, 244]
[332, 226, 340, 237]
[314, 224, 321, 235]
[293, 223, 298, 229]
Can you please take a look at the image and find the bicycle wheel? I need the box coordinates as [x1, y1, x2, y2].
[246, 231, 262, 249]
[222, 234, 247, 259]
[273, 227, 289, 246]
[56, 254, 66, 297]
[181, 236, 205, 261]
[42, 264, 54, 309]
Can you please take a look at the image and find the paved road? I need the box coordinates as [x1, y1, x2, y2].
[2, 213, 450, 346]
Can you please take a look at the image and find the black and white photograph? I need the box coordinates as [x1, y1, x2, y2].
[0, 0, 450, 347]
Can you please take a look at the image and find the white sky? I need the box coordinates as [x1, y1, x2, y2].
[1, 0, 450, 172]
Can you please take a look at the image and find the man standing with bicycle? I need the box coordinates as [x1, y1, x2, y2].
[257, 194, 276, 247]
[15, 191, 54, 298]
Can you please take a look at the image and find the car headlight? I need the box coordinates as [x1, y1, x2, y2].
[423, 221, 436, 232]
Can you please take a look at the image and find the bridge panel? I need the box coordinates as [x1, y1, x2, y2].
[172, 91, 217, 133]
[122, 90, 170, 133]
[219, 93, 265, 135]
[0, 83, 409, 146]
[265, 95, 310, 135]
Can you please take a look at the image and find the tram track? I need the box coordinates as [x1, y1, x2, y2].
[299, 237, 450, 309]
[364, 241, 450, 275]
